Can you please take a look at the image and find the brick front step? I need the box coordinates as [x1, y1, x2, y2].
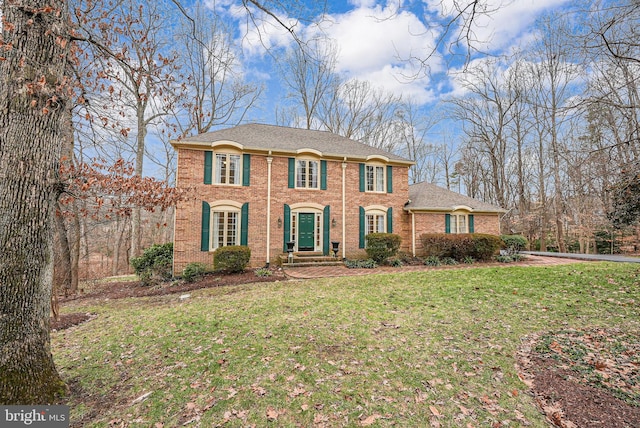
[280, 253, 344, 267]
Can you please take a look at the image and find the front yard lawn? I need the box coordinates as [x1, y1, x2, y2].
[53, 262, 640, 427]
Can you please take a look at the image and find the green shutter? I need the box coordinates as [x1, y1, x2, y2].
[359, 206, 365, 248]
[359, 163, 365, 192]
[240, 203, 249, 245]
[445, 214, 451, 234]
[201, 201, 211, 251]
[386, 165, 393, 193]
[387, 207, 393, 233]
[288, 158, 295, 188]
[283, 204, 291, 251]
[204, 151, 212, 184]
[323, 206, 330, 255]
[320, 160, 327, 190]
[242, 154, 250, 186]
[468, 214, 474, 233]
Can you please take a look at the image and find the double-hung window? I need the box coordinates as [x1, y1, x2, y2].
[451, 214, 467, 234]
[296, 159, 319, 189]
[366, 165, 385, 192]
[446, 212, 473, 234]
[215, 153, 241, 185]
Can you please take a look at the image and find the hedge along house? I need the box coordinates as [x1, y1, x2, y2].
[404, 181, 506, 256]
[171, 123, 505, 272]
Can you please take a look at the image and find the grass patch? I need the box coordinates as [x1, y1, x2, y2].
[53, 263, 640, 427]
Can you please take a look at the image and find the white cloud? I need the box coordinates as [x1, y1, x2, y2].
[424, 0, 573, 54]
[308, 1, 443, 103]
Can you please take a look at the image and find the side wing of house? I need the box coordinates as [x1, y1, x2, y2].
[404, 182, 506, 256]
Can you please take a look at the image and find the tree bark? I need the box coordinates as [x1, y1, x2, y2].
[0, 0, 69, 403]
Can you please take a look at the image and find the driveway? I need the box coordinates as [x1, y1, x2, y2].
[522, 251, 640, 263]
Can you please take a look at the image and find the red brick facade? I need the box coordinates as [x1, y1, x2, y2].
[173, 148, 412, 272]
[172, 128, 503, 273]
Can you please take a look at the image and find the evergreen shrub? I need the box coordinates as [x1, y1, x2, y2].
[213, 246, 251, 273]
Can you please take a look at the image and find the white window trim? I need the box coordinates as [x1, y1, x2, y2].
[213, 150, 242, 186]
[450, 211, 469, 234]
[295, 158, 320, 190]
[210, 201, 242, 250]
[364, 206, 387, 240]
[365, 163, 386, 193]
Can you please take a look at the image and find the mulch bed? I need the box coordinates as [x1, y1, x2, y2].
[516, 329, 640, 427]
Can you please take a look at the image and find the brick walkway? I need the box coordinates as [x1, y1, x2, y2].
[282, 254, 589, 279]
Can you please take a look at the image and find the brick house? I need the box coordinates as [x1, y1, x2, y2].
[171, 124, 505, 272]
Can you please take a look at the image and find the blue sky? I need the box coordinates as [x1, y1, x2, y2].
[205, 0, 575, 123]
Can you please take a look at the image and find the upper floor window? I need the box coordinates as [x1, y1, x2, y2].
[215, 153, 241, 185]
[204, 150, 250, 186]
[288, 158, 327, 190]
[296, 159, 319, 189]
[360, 163, 392, 193]
[366, 165, 385, 192]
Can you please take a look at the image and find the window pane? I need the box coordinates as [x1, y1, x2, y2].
[229, 155, 240, 184]
[366, 215, 373, 235]
[213, 212, 224, 248]
[376, 166, 384, 192]
[366, 166, 374, 191]
[296, 160, 306, 187]
[309, 161, 318, 188]
[459, 215, 466, 234]
[226, 212, 237, 246]
[215, 154, 226, 184]
[376, 214, 385, 233]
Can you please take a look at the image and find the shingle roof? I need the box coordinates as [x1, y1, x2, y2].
[406, 181, 506, 213]
[173, 123, 412, 163]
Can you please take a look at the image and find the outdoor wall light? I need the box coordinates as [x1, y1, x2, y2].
[277, 217, 282, 228]
[332, 218, 337, 228]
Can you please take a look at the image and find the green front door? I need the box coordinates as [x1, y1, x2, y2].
[298, 213, 315, 251]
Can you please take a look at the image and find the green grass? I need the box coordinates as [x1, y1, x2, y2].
[53, 262, 640, 427]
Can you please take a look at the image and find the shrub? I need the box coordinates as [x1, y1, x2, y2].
[471, 234, 503, 261]
[213, 246, 251, 273]
[423, 256, 441, 266]
[130, 243, 173, 285]
[255, 267, 272, 277]
[501, 235, 528, 255]
[496, 255, 514, 263]
[182, 262, 207, 283]
[463, 256, 475, 264]
[344, 259, 378, 269]
[441, 257, 458, 265]
[420, 233, 474, 260]
[365, 233, 402, 264]
[389, 257, 404, 267]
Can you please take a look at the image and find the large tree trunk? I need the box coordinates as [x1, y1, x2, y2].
[0, 0, 69, 404]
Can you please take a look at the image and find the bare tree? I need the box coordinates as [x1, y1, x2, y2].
[173, 2, 262, 136]
[526, 15, 584, 252]
[319, 79, 403, 150]
[279, 39, 338, 129]
[448, 58, 516, 208]
[76, 0, 183, 259]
